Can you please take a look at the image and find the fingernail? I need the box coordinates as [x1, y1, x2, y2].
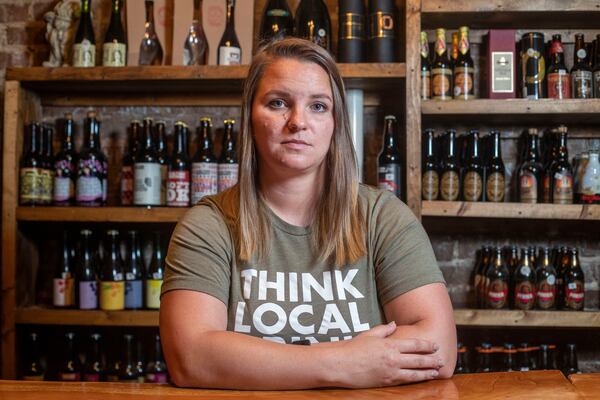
[433, 343, 440, 351]
[431, 371, 439, 378]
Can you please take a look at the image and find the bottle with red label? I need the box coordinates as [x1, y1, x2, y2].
[167, 122, 190, 207]
[191, 117, 218, 204]
[57, 332, 81, 381]
[120, 120, 140, 206]
[53, 231, 75, 308]
[486, 247, 510, 309]
[536, 247, 557, 310]
[563, 248, 585, 311]
[547, 34, 571, 99]
[549, 125, 573, 204]
[513, 248, 536, 310]
[218, 119, 239, 192]
[145, 334, 168, 383]
[83, 333, 104, 382]
[517, 128, 543, 203]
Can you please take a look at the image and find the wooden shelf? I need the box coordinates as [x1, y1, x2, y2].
[422, 201, 600, 220]
[16, 207, 188, 223]
[454, 309, 600, 328]
[15, 307, 158, 327]
[422, 0, 600, 28]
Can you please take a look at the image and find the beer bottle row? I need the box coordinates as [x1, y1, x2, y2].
[421, 26, 475, 100]
[456, 342, 579, 375]
[53, 229, 164, 311]
[21, 331, 167, 383]
[473, 245, 585, 311]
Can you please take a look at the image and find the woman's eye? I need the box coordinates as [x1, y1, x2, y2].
[311, 103, 328, 112]
[269, 99, 286, 108]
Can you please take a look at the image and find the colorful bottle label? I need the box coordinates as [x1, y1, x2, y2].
[369, 12, 394, 39]
[146, 372, 168, 383]
[519, 171, 538, 203]
[120, 165, 134, 205]
[58, 372, 81, 381]
[134, 162, 162, 206]
[83, 373, 101, 382]
[99, 281, 125, 311]
[487, 279, 508, 309]
[77, 158, 105, 205]
[565, 281, 584, 310]
[422, 170, 439, 200]
[167, 170, 190, 207]
[53, 176, 74, 203]
[79, 280, 98, 310]
[463, 171, 483, 201]
[218, 46, 241, 65]
[53, 277, 75, 307]
[20, 168, 44, 203]
[146, 279, 163, 309]
[432, 68, 452, 100]
[102, 42, 127, 67]
[421, 69, 431, 100]
[218, 163, 239, 192]
[191, 162, 218, 204]
[514, 280, 535, 310]
[536, 276, 556, 310]
[378, 164, 401, 197]
[73, 40, 95, 67]
[486, 172, 505, 202]
[453, 66, 475, 99]
[440, 171, 460, 201]
[125, 279, 143, 309]
[572, 70, 593, 99]
[553, 171, 573, 204]
[548, 70, 570, 99]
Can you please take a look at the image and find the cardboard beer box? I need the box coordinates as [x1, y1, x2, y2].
[483, 30, 516, 99]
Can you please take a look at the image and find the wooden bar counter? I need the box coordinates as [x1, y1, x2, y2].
[569, 373, 600, 399]
[0, 371, 584, 400]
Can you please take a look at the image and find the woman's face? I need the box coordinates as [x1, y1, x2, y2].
[251, 58, 335, 178]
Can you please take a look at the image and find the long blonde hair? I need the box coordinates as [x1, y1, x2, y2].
[237, 38, 365, 266]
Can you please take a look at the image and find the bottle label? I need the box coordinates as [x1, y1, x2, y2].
[125, 280, 143, 309]
[341, 13, 364, 40]
[486, 172, 505, 202]
[553, 171, 573, 204]
[134, 162, 162, 206]
[218, 46, 241, 66]
[58, 372, 81, 381]
[22, 375, 44, 381]
[431, 68, 452, 100]
[522, 48, 545, 99]
[79, 280, 98, 310]
[514, 281, 535, 310]
[572, 70, 593, 99]
[77, 158, 105, 204]
[463, 171, 483, 201]
[519, 171, 538, 203]
[548, 70, 570, 99]
[218, 163, 239, 192]
[120, 165, 134, 205]
[73, 40, 95, 67]
[421, 69, 431, 100]
[487, 279, 508, 309]
[20, 168, 44, 203]
[102, 42, 127, 67]
[53, 176, 74, 203]
[565, 281, 584, 310]
[167, 170, 190, 207]
[378, 164, 401, 197]
[422, 170, 439, 200]
[146, 279, 163, 309]
[191, 162, 218, 204]
[440, 171, 460, 201]
[53, 277, 75, 307]
[453, 66, 475, 99]
[83, 373, 101, 382]
[99, 281, 125, 311]
[543, 173, 551, 203]
[369, 12, 394, 39]
[40, 170, 53, 203]
[536, 277, 556, 310]
[146, 372, 168, 383]
[266, 9, 290, 17]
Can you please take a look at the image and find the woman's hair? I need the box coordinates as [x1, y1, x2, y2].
[237, 38, 366, 266]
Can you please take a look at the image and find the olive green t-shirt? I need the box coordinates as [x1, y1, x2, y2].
[162, 184, 444, 344]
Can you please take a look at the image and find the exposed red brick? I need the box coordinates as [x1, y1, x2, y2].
[31, 1, 57, 21]
[0, 4, 29, 24]
[6, 26, 27, 45]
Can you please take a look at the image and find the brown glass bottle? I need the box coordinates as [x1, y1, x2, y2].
[563, 248, 585, 311]
[377, 115, 402, 198]
[422, 129, 439, 200]
[156, 121, 169, 206]
[431, 28, 452, 100]
[572, 34, 593, 98]
[537, 344, 556, 370]
[593, 34, 600, 98]
[462, 130, 484, 201]
[455, 343, 469, 374]
[549, 126, 574, 204]
[167, 122, 190, 207]
[547, 34, 571, 99]
[518, 128, 543, 203]
[450, 31, 459, 70]
[563, 344, 579, 375]
[536, 247, 557, 310]
[555, 246, 569, 309]
[420, 31, 431, 100]
[503, 343, 518, 372]
[57, 332, 81, 381]
[121, 120, 140, 206]
[21, 332, 44, 380]
[542, 128, 558, 203]
[440, 129, 460, 201]
[513, 248, 536, 310]
[476, 342, 493, 372]
[485, 130, 505, 202]
[20, 123, 44, 206]
[518, 343, 532, 371]
[453, 26, 475, 100]
[486, 247, 510, 309]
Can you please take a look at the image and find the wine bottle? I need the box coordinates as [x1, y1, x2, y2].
[338, 0, 365, 63]
[124, 230, 144, 310]
[259, 0, 293, 45]
[99, 230, 125, 311]
[145, 334, 168, 383]
[295, 0, 331, 51]
[40, 125, 54, 205]
[73, 0, 96, 67]
[53, 230, 76, 308]
[367, 0, 397, 62]
[218, 119, 238, 192]
[83, 333, 104, 382]
[156, 121, 169, 205]
[139, 0, 163, 65]
[57, 332, 81, 381]
[134, 118, 161, 206]
[78, 229, 98, 310]
[121, 120, 140, 206]
[183, 0, 208, 65]
[146, 232, 165, 309]
[218, 0, 242, 65]
[76, 111, 107, 207]
[19, 123, 44, 206]
[103, 0, 127, 66]
[168, 122, 191, 207]
[191, 117, 218, 204]
[53, 114, 77, 206]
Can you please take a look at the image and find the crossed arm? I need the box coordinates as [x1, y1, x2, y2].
[159, 282, 456, 389]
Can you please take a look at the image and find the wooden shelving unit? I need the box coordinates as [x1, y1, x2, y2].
[422, 202, 600, 220]
[15, 307, 158, 327]
[16, 207, 187, 223]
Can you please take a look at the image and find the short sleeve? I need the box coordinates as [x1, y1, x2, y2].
[161, 203, 233, 305]
[370, 191, 445, 305]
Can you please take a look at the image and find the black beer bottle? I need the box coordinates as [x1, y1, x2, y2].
[555, 246, 569, 309]
[99, 230, 125, 311]
[422, 129, 439, 200]
[156, 121, 169, 206]
[167, 122, 190, 207]
[218, 119, 239, 192]
[563, 248, 585, 311]
[295, 0, 331, 52]
[53, 114, 77, 206]
[105, 353, 121, 382]
[476, 343, 493, 373]
[78, 229, 98, 310]
[547, 34, 570, 99]
[455, 343, 469, 374]
[377, 116, 402, 198]
[462, 130, 484, 202]
[191, 118, 218, 204]
[593, 34, 600, 97]
[571, 33, 593, 99]
[338, 0, 365, 63]
[367, 0, 396, 62]
[218, 0, 242, 65]
[440, 129, 460, 201]
[76, 112, 107, 206]
[53, 230, 76, 308]
[536, 247, 557, 310]
[103, 0, 127, 67]
[517, 343, 532, 371]
[57, 332, 81, 381]
[73, 0, 96, 67]
[420, 31, 431, 100]
[139, 0, 163, 65]
[538, 344, 555, 370]
[119, 334, 142, 382]
[453, 26, 475, 100]
[20, 123, 44, 206]
[431, 28, 452, 100]
[124, 230, 144, 310]
[563, 344, 579, 375]
[145, 334, 168, 383]
[83, 333, 104, 382]
[121, 120, 140, 206]
[40, 125, 54, 205]
[503, 343, 517, 372]
[542, 128, 557, 203]
[259, 0, 294, 45]
[518, 128, 543, 203]
[513, 248, 536, 310]
[134, 118, 161, 206]
[485, 130, 505, 202]
[549, 126, 574, 204]
[146, 232, 165, 309]
[474, 246, 491, 309]
[22, 332, 45, 381]
[486, 247, 510, 309]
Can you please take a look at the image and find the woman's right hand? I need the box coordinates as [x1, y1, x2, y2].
[331, 321, 444, 388]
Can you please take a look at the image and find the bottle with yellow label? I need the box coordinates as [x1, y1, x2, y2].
[99, 230, 125, 311]
[146, 231, 164, 309]
[431, 28, 452, 100]
[453, 26, 475, 100]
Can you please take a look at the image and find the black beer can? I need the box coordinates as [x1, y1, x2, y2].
[520, 32, 547, 99]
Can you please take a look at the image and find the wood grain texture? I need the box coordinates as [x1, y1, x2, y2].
[454, 309, 600, 328]
[16, 207, 188, 223]
[569, 373, 600, 400]
[15, 307, 159, 327]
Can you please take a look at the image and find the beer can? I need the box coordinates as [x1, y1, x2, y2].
[520, 32, 546, 99]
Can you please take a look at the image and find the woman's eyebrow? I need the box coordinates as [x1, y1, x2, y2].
[262, 90, 332, 103]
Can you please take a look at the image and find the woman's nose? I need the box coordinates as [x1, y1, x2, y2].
[286, 107, 307, 132]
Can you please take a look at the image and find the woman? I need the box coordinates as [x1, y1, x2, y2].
[160, 38, 456, 389]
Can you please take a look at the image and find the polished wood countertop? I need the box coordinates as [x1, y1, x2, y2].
[0, 371, 584, 399]
[569, 373, 600, 399]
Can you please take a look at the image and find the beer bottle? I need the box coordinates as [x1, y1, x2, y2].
[145, 334, 168, 383]
[455, 343, 469, 374]
[486, 247, 510, 309]
[367, 0, 396, 62]
[78, 229, 98, 310]
[156, 121, 169, 206]
[167, 122, 191, 207]
[555, 246, 569, 309]
[338, 0, 365, 63]
[22, 332, 45, 380]
[485, 130, 505, 202]
[503, 343, 517, 372]
[121, 120, 140, 206]
[119, 334, 143, 382]
[420, 31, 431, 100]
[54, 230, 76, 308]
[547, 34, 570, 99]
[20, 123, 44, 206]
[139, 0, 163, 65]
[191, 117, 218, 204]
[76, 112, 107, 206]
[593, 34, 600, 97]
[105, 353, 121, 382]
[571, 33, 593, 99]
[83, 333, 103, 382]
[521, 32, 546, 99]
[377, 115, 402, 198]
[103, 0, 127, 67]
[431, 28, 452, 100]
[53, 114, 77, 206]
[57, 332, 81, 381]
[217, 0, 242, 65]
[518, 343, 532, 371]
[563, 344, 580, 375]
[573, 152, 588, 202]
[453, 26, 475, 100]
[536, 247, 557, 310]
[518, 128, 543, 203]
[73, 0, 95, 67]
[538, 344, 555, 370]
[440, 129, 460, 201]
[422, 128, 439, 200]
[450, 31, 459, 70]
[474, 246, 492, 309]
[549, 126, 574, 204]
[124, 230, 144, 310]
[580, 148, 600, 204]
[259, 0, 293, 45]
[183, 0, 208, 65]
[507, 245, 519, 307]
[40, 125, 54, 205]
[542, 128, 557, 203]
[134, 118, 162, 206]
[218, 119, 239, 192]
[513, 248, 536, 310]
[476, 343, 493, 373]
[146, 232, 164, 309]
[462, 130, 484, 202]
[563, 248, 585, 311]
[296, 0, 331, 52]
[99, 230, 125, 311]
